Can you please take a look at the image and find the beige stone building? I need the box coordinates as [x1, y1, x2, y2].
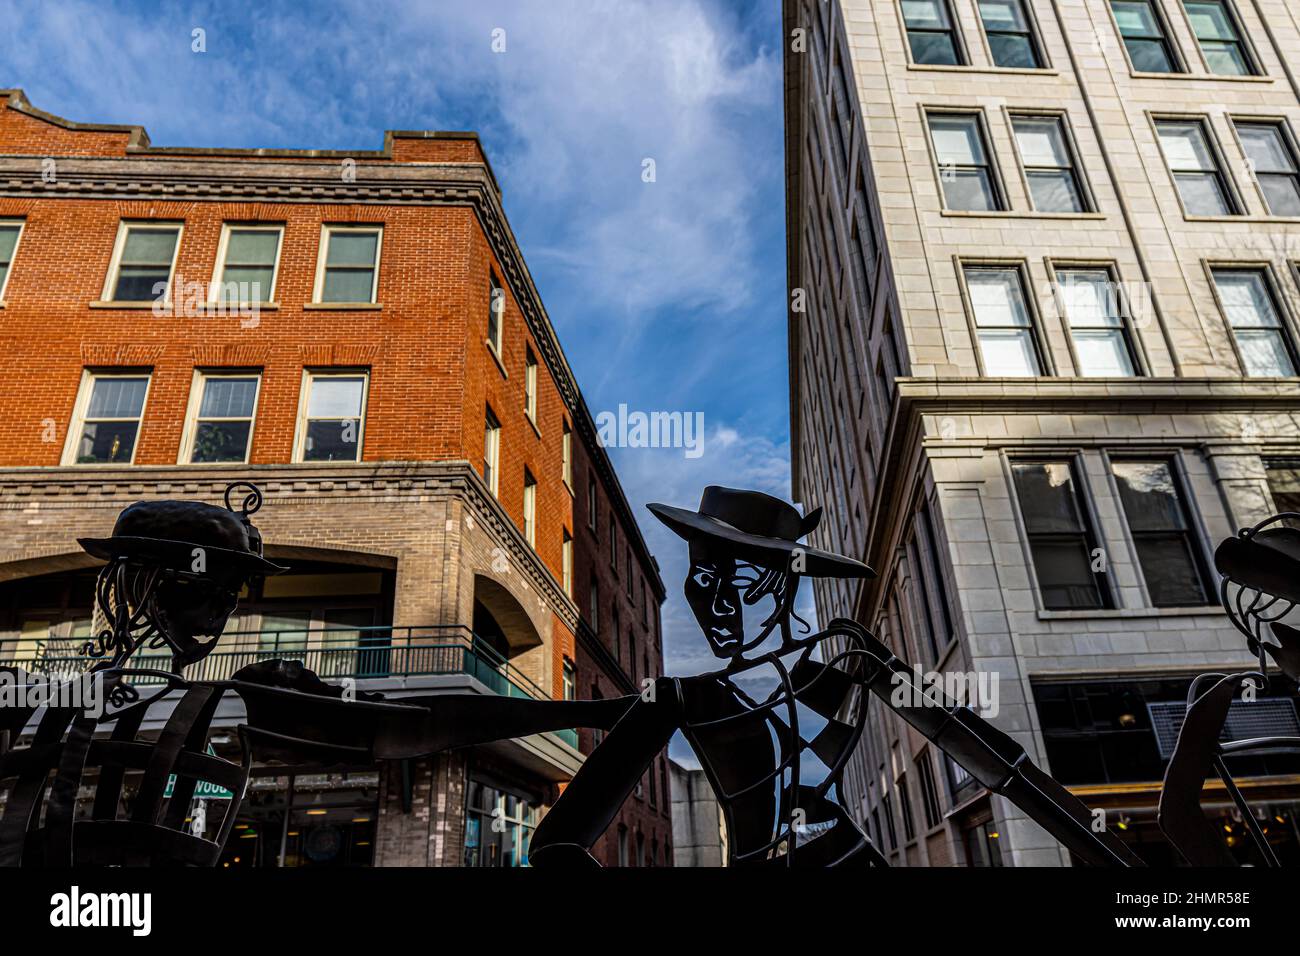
[785, 0, 1300, 865]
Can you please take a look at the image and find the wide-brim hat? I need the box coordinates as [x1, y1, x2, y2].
[79, 493, 287, 578]
[647, 485, 874, 579]
[1215, 525, 1300, 606]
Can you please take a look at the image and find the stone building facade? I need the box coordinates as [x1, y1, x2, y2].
[0, 89, 668, 866]
[785, 0, 1300, 865]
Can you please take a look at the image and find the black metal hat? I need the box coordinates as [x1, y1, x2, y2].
[77, 482, 287, 578]
[647, 485, 874, 579]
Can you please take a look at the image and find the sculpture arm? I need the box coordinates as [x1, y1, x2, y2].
[529, 677, 682, 867]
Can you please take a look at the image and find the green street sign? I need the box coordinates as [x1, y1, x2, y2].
[164, 744, 234, 801]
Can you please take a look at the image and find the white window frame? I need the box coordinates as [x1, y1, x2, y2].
[292, 369, 370, 464]
[562, 421, 573, 490]
[523, 469, 538, 548]
[179, 370, 263, 465]
[524, 348, 538, 425]
[208, 223, 284, 306]
[0, 218, 26, 302]
[311, 224, 383, 304]
[562, 531, 573, 596]
[62, 370, 153, 466]
[488, 270, 505, 355]
[484, 407, 501, 497]
[101, 221, 184, 303]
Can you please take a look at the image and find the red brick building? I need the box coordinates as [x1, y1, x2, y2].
[0, 89, 669, 866]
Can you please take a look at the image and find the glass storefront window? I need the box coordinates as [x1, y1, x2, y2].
[463, 778, 541, 867]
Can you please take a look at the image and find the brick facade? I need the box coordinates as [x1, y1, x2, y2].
[0, 89, 668, 865]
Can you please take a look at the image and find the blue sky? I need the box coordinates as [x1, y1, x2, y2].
[0, 1, 798, 721]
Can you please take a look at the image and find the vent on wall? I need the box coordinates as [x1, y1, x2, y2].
[1148, 698, 1300, 760]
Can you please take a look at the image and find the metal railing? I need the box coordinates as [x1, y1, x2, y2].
[0, 625, 579, 748]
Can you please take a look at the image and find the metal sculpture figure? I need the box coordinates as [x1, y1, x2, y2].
[0, 481, 1144, 867]
[1157, 512, 1300, 867]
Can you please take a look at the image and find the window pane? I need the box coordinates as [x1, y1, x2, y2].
[909, 33, 961, 65]
[1027, 170, 1084, 212]
[930, 115, 985, 165]
[121, 228, 178, 264]
[325, 232, 378, 266]
[1030, 538, 1103, 609]
[113, 266, 171, 301]
[967, 269, 1030, 326]
[0, 225, 18, 262]
[87, 377, 148, 418]
[988, 34, 1038, 69]
[902, 0, 949, 27]
[226, 229, 279, 264]
[1158, 123, 1214, 171]
[307, 377, 365, 418]
[1112, 1, 1161, 36]
[1013, 118, 1070, 167]
[1214, 271, 1279, 328]
[1238, 124, 1295, 173]
[1174, 172, 1232, 215]
[942, 170, 996, 210]
[77, 421, 139, 464]
[192, 420, 252, 463]
[979, 0, 1027, 30]
[1259, 175, 1300, 217]
[1185, 1, 1237, 40]
[1133, 536, 1210, 605]
[322, 268, 375, 303]
[1265, 459, 1300, 516]
[304, 419, 362, 461]
[1111, 461, 1187, 532]
[1202, 43, 1249, 75]
[1125, 37, 1175, 72]
[1013, 462, 1084, 533]
[218, 266, 275, 300]
[199, 377, 258, 418]
[977, 330, 1040, 375]
[1058, 270, 1121, 327]
[1235, 329, 1297, 376]
[1074, 330, 1135, 376]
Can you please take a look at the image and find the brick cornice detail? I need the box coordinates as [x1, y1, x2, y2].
[80, 343, 166, 366]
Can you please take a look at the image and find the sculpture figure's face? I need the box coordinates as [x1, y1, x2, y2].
[684, 541, 785, 660]
[149, 571, 245, 667]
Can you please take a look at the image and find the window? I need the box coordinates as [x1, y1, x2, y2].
[67, 373, 150, 464]
[0, 220, 23, 299]
[588, 478, 599, 531]
[963, 266, 1042, 375]
[1011, 115, 1087, 212]
[1110, 0, 1180, 73]
[562, 659, 575, 701]
[912, 502, 955, 662]
[628, 634, 636, 681]
[212, 224, 282, 304]
[185, 372, 260, 463]
[1156, 119, 1238, 215]
[964, 819, 1005, 867]
[524, 347, 538, 424]
[617, 826, 629, 867]
[928, 113, 1002, 212]
[897, 774, 917, 842]
[105, 222, 181, 302]
[523, 469, 537, 547]
[1111, 459, 1212, 607]
[296, 372, 367, 462]
[609, 516, 618, 569]
[1011, 460, 1110, 610]
[314, 226, 381, 304]
[561, 421, 573, 489]
[1236, 122, 1300, 217]
[902, 0, 964, 66]
[484, 407, 501, 495]
[488, 270, 504, 354]
[882, 793, 898, 850]
[1054, 268, 1139, 376]
[1211, 268, 1298, 377]
[1184, 0, 1257, 75]
[978, 0, 1043, 68]
[463, 779, 539, 867]
[625, 548, 633, 598]
[590, 576, 600, 630]
[916, 751, 942, 830]
[1265, 459, 1300, 526]
[562, 531, 573, 596]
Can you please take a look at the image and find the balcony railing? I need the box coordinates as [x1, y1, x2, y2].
[0, 625, 578, 749]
